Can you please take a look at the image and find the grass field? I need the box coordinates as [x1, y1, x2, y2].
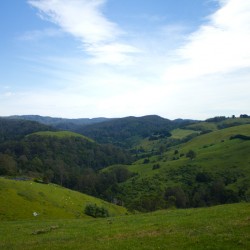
[0, 178, 127, 221]
[0, 202, 249, 249]
[170, 128, 198, 139]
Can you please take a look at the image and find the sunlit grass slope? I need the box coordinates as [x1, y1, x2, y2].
[120, 124, 250, 209]
[0, 178, 127, 221]
[170, 128, 198, 139]
[129, 124, 250, 176]
[185, 118, 250, 132]
[28, 131, 94, 142]
[0, 203, 249, 250]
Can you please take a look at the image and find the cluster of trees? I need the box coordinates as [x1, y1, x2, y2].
[0, 134, 132, 189]
[0, 118, 53, 142]
[206, 115, 250, 123]
[206, 116, 227, 123]
[114, 164, 249, 212]
[76, 115, 179, 148]
[240, 114, 250, 118]
[76, 166, 136, 203]
[230, 134, 250, 140]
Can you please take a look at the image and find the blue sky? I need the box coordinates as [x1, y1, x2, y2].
[1, 0, 250, 119]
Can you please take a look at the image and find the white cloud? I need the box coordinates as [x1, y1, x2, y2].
[28, 0, 139, 65]
[86, 43, 141, 65]
[164, 0, 250, 81]
[28, 0, 118, 43]
[8, 0, 249, 119]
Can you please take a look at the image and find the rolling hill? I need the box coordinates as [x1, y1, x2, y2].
[1, 115, 250, 213]
[5, 115, 111, 126]
[0, 114, 249, 250]
[107, 123, 250, 211]
[0, 177, 127, 221]
[76, 115, 195, 148]
[0, 129, 132, 189]
[0, 118, 54, 143]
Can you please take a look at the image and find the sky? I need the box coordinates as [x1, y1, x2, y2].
[0, 0, 250, 120]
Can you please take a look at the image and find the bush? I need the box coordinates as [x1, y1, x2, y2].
[230, 134, 250, 141]
[84, 203, 109, 218]
[186, 150, 196, 160]
[152, 164, 160, 170]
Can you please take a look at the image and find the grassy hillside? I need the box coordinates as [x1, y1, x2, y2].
[185, 117, 250, 132]
[114, 124, 250, 211]
[170, 128, 199, 139]
[0, 202, 249, 249]
[29, 130, 94, 142]
[0, 178, 127, 221]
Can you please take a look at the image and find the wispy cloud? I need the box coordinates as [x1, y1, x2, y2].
[20, 28, 63, 41]
[28, 0, 139, 65]
[164, 0, 250, 81]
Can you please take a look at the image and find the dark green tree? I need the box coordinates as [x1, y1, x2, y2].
[186, 150, 196, 160]
[84, 203, 109, 218]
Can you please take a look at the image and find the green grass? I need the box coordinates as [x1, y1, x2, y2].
[0, 203, 249, 249]
[185, 118, 250, 132]
[182, 124, 250, 148]
[28, 131, 94, 142]
[185, 122, 218, 132]
[129, 124, 250, 175]
[0, 178, 127, 221]
[170, 128, 198, 139]
[121, 124, 250, 209]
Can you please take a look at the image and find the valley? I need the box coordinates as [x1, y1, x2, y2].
[0, 114, 250, 249]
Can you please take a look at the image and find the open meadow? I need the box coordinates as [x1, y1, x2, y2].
[0, 203, 249, 250]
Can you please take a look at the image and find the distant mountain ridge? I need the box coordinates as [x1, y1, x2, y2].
[5, 115, 111, 126]
[0, 117, 53, 142]
[76, 115, 196, 148]
[2, 115, 197, 148]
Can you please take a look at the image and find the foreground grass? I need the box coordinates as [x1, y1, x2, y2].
[0, 203, 249, 249]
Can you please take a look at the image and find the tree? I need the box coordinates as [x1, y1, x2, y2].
[186, 150, 196, 160]
[152, 164, 160, 170]
[165, 186, 188, 208]
[0, 153, 17, 175]
[84, 203, 109, 218]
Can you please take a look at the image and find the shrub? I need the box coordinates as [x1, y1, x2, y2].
[152, 164, 160, 170]
[84, 203, 109, 218]
[186, 150, 196, 160]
